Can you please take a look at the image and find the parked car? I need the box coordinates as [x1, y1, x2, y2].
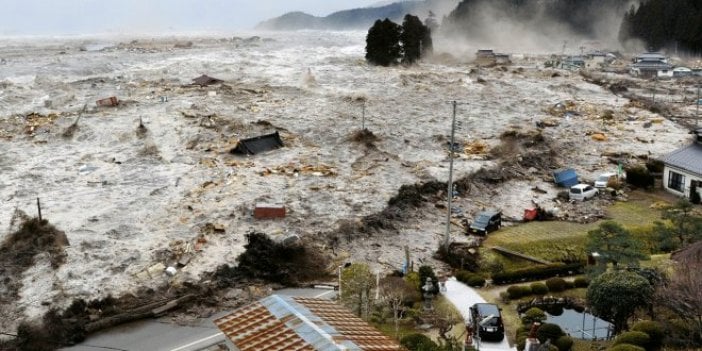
[594, 172, 619, 189]
[569, 184, 598, 201]
[468, 210, 502, 235]
[468, 303, 505, 342]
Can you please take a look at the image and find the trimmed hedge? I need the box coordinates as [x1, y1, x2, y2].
[537, 323, 565, 343]
[573, 276, 590, 288]
[632, 320, 664, 350]
[545, 277, 567, 292]
[608, 344, 645, 351]
[521, 307, 546, 326]
[507, 285, 532, 299]
[492, 263, 584, 284]
[614, 331, 650, 349]
[625, 166, 654, 189]
[530, 282, 549, 295]
[401, 333, 438, 351]
[456, 270, 486, 287]
[554, 335, 574, 351]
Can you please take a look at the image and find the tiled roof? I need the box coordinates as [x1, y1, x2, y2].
[214, 295, 404, 351]
[662, 143, 702, 176]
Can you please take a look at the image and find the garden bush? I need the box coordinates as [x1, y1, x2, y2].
[545, 277, 567, 292]
[492, 263, 584, 284]
[625, 166, 654, 189]
[507, 285, 532, 299]
[530, 282, 549, 295]
[401, 333, 438, 351]
[521, 307, 546, 326]
[631, 320, 664, 350]
[554, 335, 574, 351]
[537, 323, 565, 343]
[608, 344, 645, 351]
[614, 331, 650, 349]
[573, 276, 590, 288]
[455, 270, 485, 287]
[564, 280, 575, 289]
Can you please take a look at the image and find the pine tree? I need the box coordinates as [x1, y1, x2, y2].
[400, 14, 429, 64]
[365, 19, 402, 66]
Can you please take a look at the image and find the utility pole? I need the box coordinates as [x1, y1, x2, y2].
[697, 84, 700, 128]
[362, 101, 366, 130]
[444, 101, 458, 250]
[36, 197, 42, 221]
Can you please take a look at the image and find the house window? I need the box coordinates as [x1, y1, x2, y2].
[668, 171, 685, 192]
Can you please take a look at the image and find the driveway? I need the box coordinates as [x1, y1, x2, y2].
[444, 277, 514, 351]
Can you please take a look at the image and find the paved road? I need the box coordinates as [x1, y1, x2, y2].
[444, 277, 514, 351]
[61, 287, 337, 351]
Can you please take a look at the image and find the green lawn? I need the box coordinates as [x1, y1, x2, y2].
[483, 194, 667, 269]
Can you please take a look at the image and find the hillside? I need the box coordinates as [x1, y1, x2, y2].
[256, 0, 457, 30]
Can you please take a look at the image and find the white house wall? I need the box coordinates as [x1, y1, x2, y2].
[663, 165, 702, 198]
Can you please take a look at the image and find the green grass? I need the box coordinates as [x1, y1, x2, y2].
[483, 195, 666, 267]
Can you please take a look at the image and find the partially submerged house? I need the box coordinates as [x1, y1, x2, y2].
[231, 131, 284, 155]
[214, 294, 404, 351]
[560, 56, 585, 70]
[630, 52, 673, 78]
[192, 74, 223, 87]
[475, 50, 511, 66]
[662, 128, 702, 200]
[673, 67, 693, 78]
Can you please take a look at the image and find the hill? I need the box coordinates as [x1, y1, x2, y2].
[256, 0, 456, 30]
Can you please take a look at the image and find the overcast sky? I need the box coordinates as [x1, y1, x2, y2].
[0, 0, 384, 35]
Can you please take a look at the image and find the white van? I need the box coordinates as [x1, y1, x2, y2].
[570, 184, 598, 201]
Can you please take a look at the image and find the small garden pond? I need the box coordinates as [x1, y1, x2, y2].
[545, 307, 613, 340]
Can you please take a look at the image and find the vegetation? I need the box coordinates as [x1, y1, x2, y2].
[545, 278, 567, 292]
[521, 307, 546, 326]
[234, 232, 327, 285]
[619, 0, 702, 53]
[341, 263, 376, 318]
[586, 221, 647, 269]
[530, 282, 549, 295]
[608, 345, 645, 351]
[492, 263, 584, 284]
[418, 265, 439, 293]
[613, 331, 651, 350]
[365, 19, 402, 66]
[587, 270, 654, 334]
[365, 15, 432, 66]
[455, 270, 485, 287]
[624, 166, 654, 190]
[537, 323, 565, 343]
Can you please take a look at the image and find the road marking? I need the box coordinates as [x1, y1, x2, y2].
[169, 332, 224, 351]
[314, 290, 335, 298]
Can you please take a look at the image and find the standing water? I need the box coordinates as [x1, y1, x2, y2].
[546, 308, 613, 340]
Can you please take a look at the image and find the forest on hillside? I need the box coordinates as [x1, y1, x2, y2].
[619, 0, 702, 54]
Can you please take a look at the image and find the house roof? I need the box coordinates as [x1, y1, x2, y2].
[231, 131, 284, 155]
[632, 62, 673, 70]
[192, 74, 223, 87]
[662, 143, 702, 176]
[214, 295, 404, 351]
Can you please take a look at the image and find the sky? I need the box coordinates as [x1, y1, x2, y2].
[0, 0, 385, 36]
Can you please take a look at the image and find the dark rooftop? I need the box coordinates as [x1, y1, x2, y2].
[662, 142, 702, 176]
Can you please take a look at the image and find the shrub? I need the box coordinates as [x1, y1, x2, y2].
[492, 263, 585, 284]
[545, 277, 567, 292]
[573, 276, 590, 288]
[608, 344, 645, 351]
[537, 323, 565, 343]
[521, 307, 546, 326]
[507, 285, 532, 299]
[401, 333, 438, 351]
[456, 270, 485, 287]
[625, 166, 654, 189]
[631, 320, 664, 350]
[530, 282, 549, 295]
[554, 335, 574, 351]
[499, 291, 510, 303]
[418, 265, 439, 293]
[516, 335, 528, 351]
[614, 331, 650, 349]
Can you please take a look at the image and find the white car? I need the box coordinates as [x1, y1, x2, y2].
[569, 184, 598, 201]
[594, 172, 618, 189]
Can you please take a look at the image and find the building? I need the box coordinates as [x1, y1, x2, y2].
[630, 52, 673, 78]
[214, 294, 405, 351]
[560, 55, 585, 70]
[673, 67, 693, 77]
[662, 128, 702, 200]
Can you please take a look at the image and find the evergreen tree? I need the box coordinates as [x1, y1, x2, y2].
[365, 18, 402, 66]
[586, 221, 647, 268]
[400, 14, 427, 64]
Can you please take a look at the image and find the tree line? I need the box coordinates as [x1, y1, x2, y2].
[619, 0, 702, 53]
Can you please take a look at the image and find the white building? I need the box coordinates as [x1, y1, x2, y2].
[662, 128, 702, 199]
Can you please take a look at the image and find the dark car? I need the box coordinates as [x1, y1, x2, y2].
[469, 303, 505, 342]
[468, 210, 502, 235]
